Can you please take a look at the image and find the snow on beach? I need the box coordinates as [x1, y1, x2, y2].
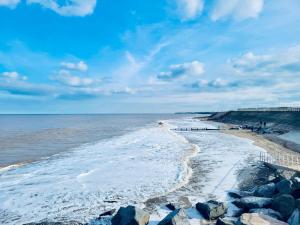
[0, 117, 266, 225]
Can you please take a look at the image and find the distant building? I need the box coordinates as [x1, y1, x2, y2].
[237, 107, 300, 112]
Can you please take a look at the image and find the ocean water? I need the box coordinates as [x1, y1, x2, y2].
[0, 114, 184, 167]
[0, 115, 265, 225]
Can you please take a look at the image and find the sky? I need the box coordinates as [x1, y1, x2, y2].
[0, 0, 300, 113]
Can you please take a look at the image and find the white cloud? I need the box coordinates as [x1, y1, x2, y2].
[211, 0, 264, 21]
[158, 61, 205, 80]
[61, 61, 88, 72]
[175, 0, 204, 21]
[230, 45, 300, 76]
[1, 71, 27, 81]
[27, 0, 97, 16]
[54, 69, 94, 87]
[0, 0, 20, 8]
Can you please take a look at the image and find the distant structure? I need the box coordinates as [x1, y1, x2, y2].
[237, 107, 300, 112]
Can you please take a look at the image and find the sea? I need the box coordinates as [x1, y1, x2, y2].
[0, 114, 265, 225]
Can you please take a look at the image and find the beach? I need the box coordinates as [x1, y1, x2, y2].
[0, 115, 299, 225]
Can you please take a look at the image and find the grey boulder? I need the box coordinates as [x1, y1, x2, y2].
[196, 200, 227, 220]
[237, 213, 288, 225]
[276, 179, 294, 195]
[233, 197, 272, 210]
[216, 217, 237, 225]
[111, 206, 150, 225]
[287, 209, 300, 225]
[254, 183, 276, 198]
[157, 208, 190, 225]
[228, 190, 254, 199]
[271, 194, 295, 220]
[249, 208, 283, 220]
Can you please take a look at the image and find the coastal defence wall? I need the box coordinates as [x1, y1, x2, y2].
[209, 111, 300, 131]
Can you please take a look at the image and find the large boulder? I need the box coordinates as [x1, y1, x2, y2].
[216, 217, 237, 225]
[254, 183, 276, 198]
[237, 213, 288, 225]
[271, 194, 295, 220]
[157, 208, 190, 225]
[296, 199, 300, 210]
[111, 206, 150, 225]
[195, 200, 227, 220]
[226, 202, 244, 217]
[287, 209, 300, 225]
[228, 190, 254, 199]
[249, 208, 283, 220]
[276, 179, 293, 195]
[232, 197, 272, 210]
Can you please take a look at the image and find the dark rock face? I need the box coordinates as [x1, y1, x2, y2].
[227, 190, 253, 199]
[271, 194, 295, 220]
[238, 213, 288, 225]
[233, 197, 272, 210]
[216, 217, 236, 225]
[292, 189, 300, 199]
[254, 183, 276, 198]
[296, 199, 300, 210]
[249, 208, 283, 220]
[196, 200, 227, 220]
[166, 203, 177, 211]
[111, 206, 150, 225]
[157, 209, 190, 225]
[276, 179, 293, 195]
[287, 209, 300, 225]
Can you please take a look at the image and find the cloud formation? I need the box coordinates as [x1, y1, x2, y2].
[211, 0, 264, 21]
[230, 45, 300, 76]
[61, 61, 88, 72]
[158, 61, 204, 81]
[175, 0, 204, 21]
[53, 69, 94, 87]
[0, 0, 20, 8]
[27, 0, 97, 16]
[1, 71, 27, 81]
[0, 0, 97, 16]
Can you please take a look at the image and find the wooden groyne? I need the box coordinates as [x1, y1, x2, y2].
[172, 127, 239, 132]
[259, 152, 300, 172]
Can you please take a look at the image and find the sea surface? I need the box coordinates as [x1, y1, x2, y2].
[0, 114, 264, 225]
[0, 114, 185, 167]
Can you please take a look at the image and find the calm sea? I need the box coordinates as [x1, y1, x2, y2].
[0, 114, 184, 167]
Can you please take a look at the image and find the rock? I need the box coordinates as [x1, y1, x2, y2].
[111, 206, 150, 225]
[157, 208, 190, 225]
[287, 209, 300, 225]
[228, 190, 254, 199]
[98, 209, 116, 218]
[195, 200, 227, 220]
[165, 203, 179, 211]
[276, 179, 293, 195]
[296, 199, 300, 210]
[232, 197, 272, 210]
[226, 202, 244, 217]
[254, 183, 276, 198]
[292, 189, 300, 199]
[249, 208, 283, 220]
[216, 217, 236, 225]
[238, 213, 288, 225]
[271, 194, 295, 220]
[292, 177, 300, 188]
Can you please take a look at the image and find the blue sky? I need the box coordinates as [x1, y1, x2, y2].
[0, 0, 300, 113]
